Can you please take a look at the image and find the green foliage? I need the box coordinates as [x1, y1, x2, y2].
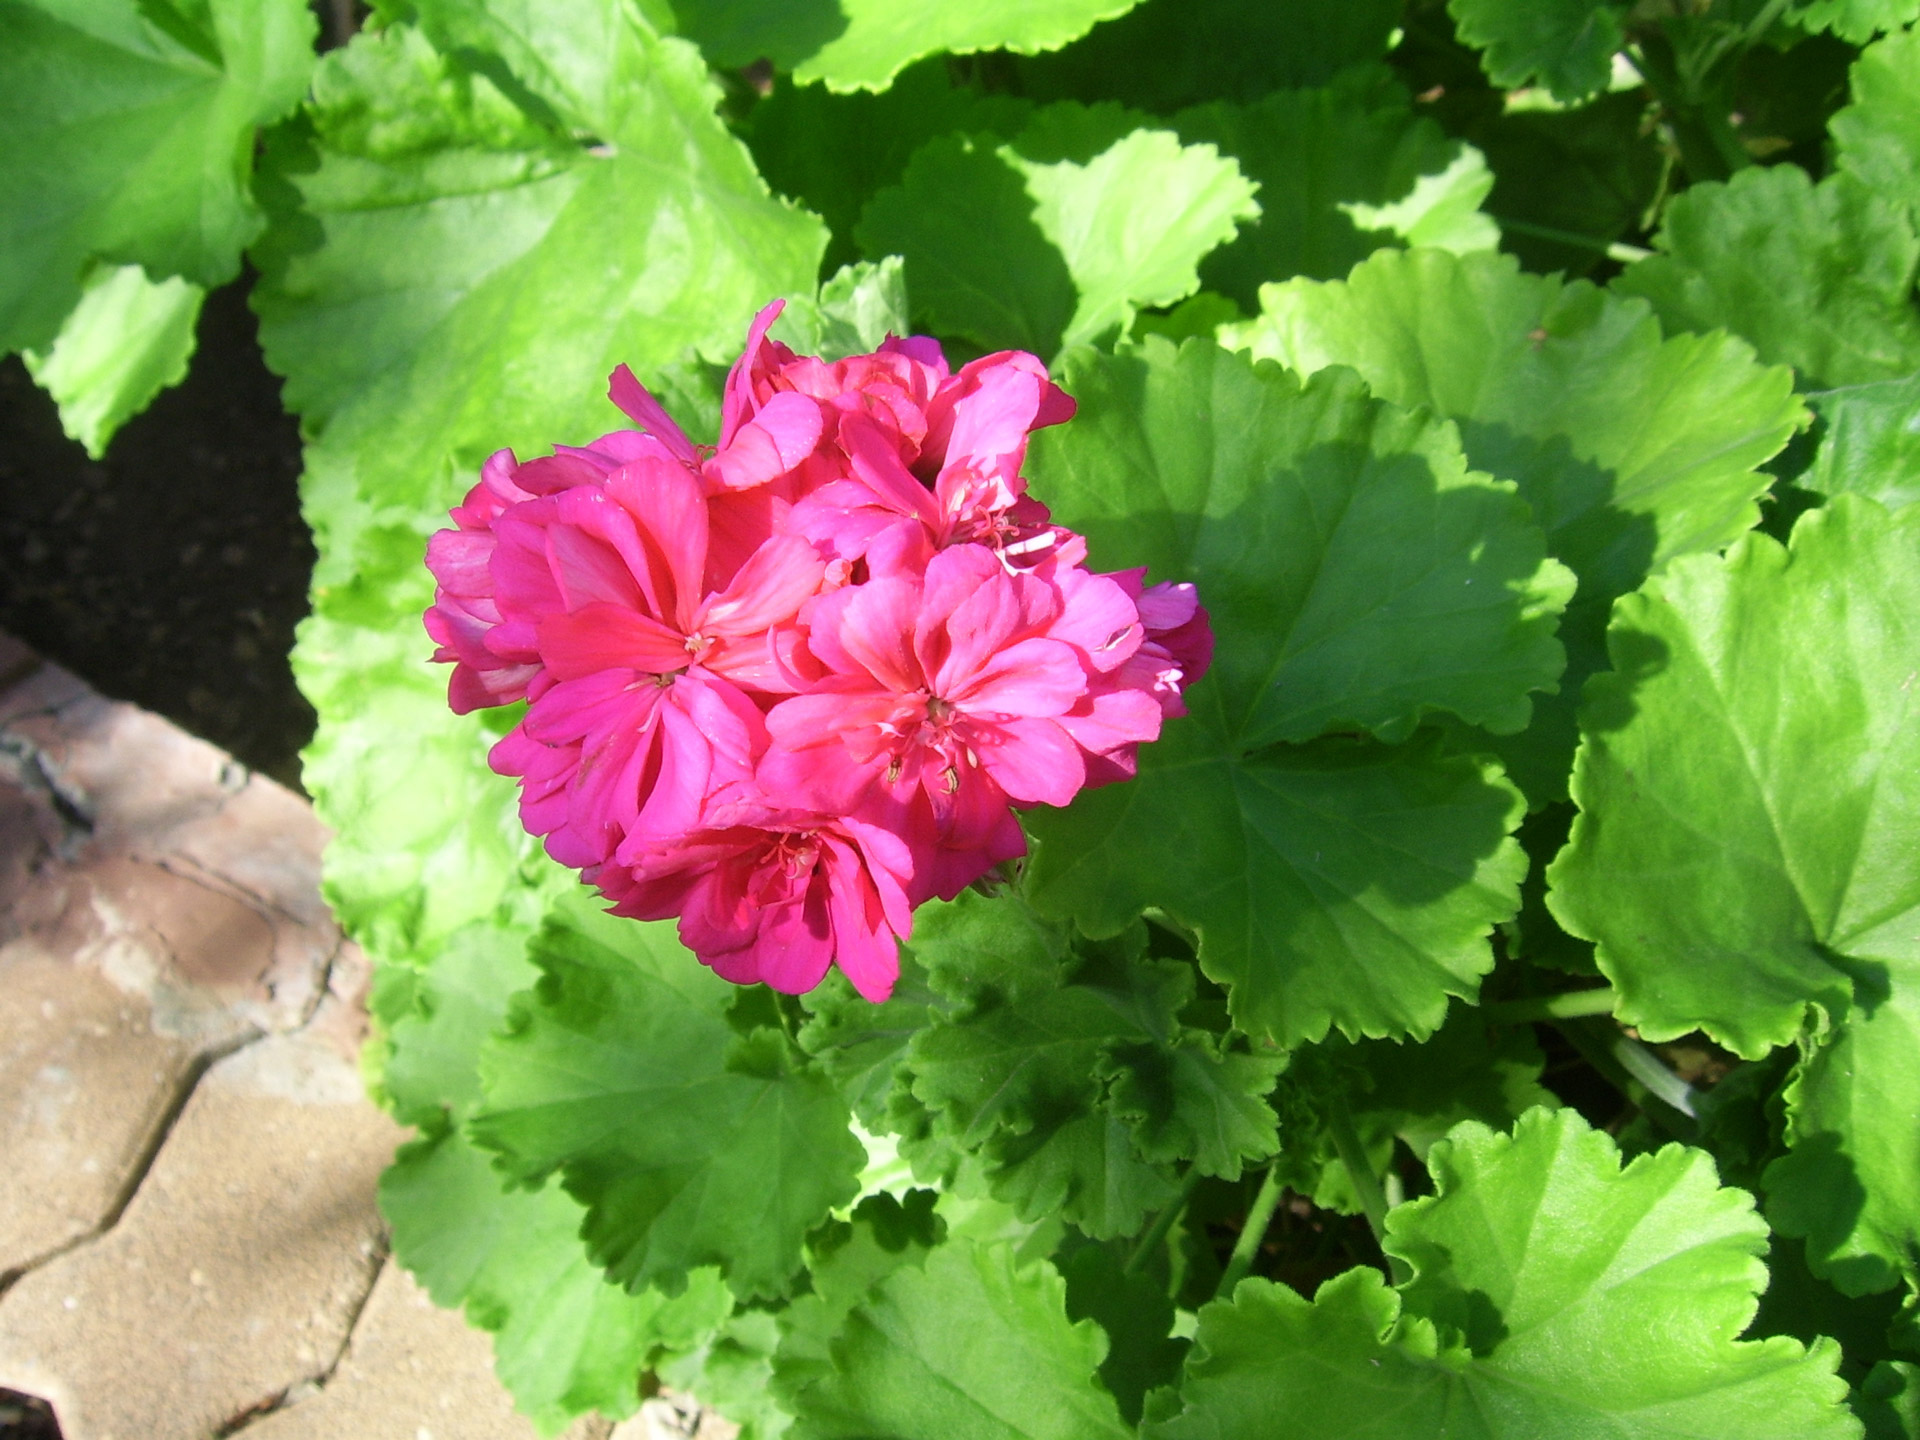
[21, 263, 202, 457]
[0, 0, 313, 353]
[1151, 1110, 1859, 1438]
[1616, 165, 1920, 388]
[1024, 340, 1545, 1045]
[1807, 373, 1920, 510]
[1548, 497, 1920, 1056]
[1793, 0, 1920, 43]
[777, 1235, 1135, 1440]
[1228, 247, 1804, 802]
[1832, 26, 1920, 218]
[384, 1129, 734, 1433]
[471, 901, 865, 1300]
[1448, 0, 1628, 103]
[1173, 71, 1497, 310]
[858, 107, 1257, 357]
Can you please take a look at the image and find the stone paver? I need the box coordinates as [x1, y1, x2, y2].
[241, 1261, 612, 1440]
[0, 1030, 402, 1440]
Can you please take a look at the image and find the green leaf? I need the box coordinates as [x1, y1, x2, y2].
[1806, 373, 1920, 512]
[788, 0, 1145, 93]
[858, 108, 1257, 357]
[1547, 496, 1920, 1057]
[383, 1129, 734, 1433]
[745, 60, 1032, 270]
[1791, 0, 1920, 44]
[797, 948, 945, 1130]
[1858, 1360, 1920, 1439]
[0, 0, 314, 353]
[471, 899, 864, 1300]
[378, 919, 540, 1130]
[1059, 1241, 1188, 1425]
[778, 1236, 1134, 1440]
[1767, 978, 1920, 1296]
[905, 941, 1193, 1236]
[769, 257, 909, 363]
[1227, 247, 1803, 802]
[21, 263, 202, 458]
[1271, 1007, 1555, 1214]
[1615, 164, 1920, 388]
[1151, 1109, 1859, 1439]
[1446, 0, 1627, 104]
[1034, 338, 1574, 748]
[1172, 73, 1496, 311]
[1027, 721, 1527, 1048]
[1012, 0, 1403, 112]
[1099, 1031, 1286, 1179]
[254, 3, 823, 963]
[1833, 26, 1920, 221]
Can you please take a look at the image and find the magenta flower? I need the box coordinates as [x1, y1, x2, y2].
[423, 307, 1209, 1002]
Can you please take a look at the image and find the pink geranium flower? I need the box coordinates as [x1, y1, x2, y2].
[424, 304, 1209, 1003]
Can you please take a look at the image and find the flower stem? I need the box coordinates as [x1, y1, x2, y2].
[1125, 1165, 1206, 1276]
[1215, 1166, 1284, 1298]
[1480, 986, 1619, 1026]
[1326, 1094, 1410, 1285]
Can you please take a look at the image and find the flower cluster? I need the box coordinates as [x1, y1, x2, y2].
[425, 304, 1210, 1002]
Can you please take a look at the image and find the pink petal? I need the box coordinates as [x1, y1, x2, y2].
[706, 391, 824, 490]
[604, 460, 709, 630]
[699, 533, 825, 638]
[718, 300, 789, 448]
[973, 716, 1085, 807]
[950, 637, 1087, 719]
[537, 602, 689, 679]
[835, 578, 926, 694]
[608, 363, 698, 463]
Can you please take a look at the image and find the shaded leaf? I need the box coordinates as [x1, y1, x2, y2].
[1806, 373, 1920, 512]
[471, 900, 864, 1300]
[383, 1129, 734, 1433]
[1447, 0, 1627, 104]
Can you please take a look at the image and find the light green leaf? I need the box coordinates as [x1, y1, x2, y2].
[1032, 339, 1573, 749]
[858, 109, 1257, 357]
[1172, 73, 1496, 311]
[1615, 164, 1920, 388]
[1547, 496, 1920, 1057]
[0, 0, 314, 353]
[377, 919, 539, 1130]
[790, 0, 1145, 93]
[254, 4, 823, 963]
[1228, 247, 1803, 801]
[22, 263, 201, 458]
[471, 900, 865, 1300]
[1833, 26, 1920, 220]
[383, 1129, 734, 1434]
[1151, 1109, 1859, 1439]
[1791, 0, 1920, 43]
[1446, 0, 1627, 104]
[769, 257, 909, 362]
[779, 1236, 1134, 1440]
[797, 950, 946, 1130]
[1806, 373, 1920, 512]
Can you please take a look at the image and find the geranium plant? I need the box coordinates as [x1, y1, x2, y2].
[4, 0, 1919, 1435]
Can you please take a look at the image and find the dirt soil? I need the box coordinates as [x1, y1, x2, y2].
[0, 280, 315, 792]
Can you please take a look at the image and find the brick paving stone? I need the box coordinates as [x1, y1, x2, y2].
[0, 937, 212, 1281]
[239, 1262, 613, 1440]
[0, 1031, 404, 1440]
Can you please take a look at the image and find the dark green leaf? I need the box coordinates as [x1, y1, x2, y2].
[1447, 0, 1628, 104]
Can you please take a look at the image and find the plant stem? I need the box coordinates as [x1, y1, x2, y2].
[1216, 1166, 1284, 1297]
[1552, 1016, 1699, 1141]
[1125, 1166, 1205, 1276]
[1480, 986, 1620, 1026]
[1491, 217, 1651, 264]
[1326, 1095, 1410, 1285]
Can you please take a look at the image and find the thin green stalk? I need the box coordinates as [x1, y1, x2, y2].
[1125, 1166, 1205, 1276]
[1326, 1095, 1410, 1285]
[1553, 1016, 1699, 1142]
[1481, 986, 1620, 1027]
[1216, 1165, 1284, 1297]
[1491, 217, 1651, 265]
